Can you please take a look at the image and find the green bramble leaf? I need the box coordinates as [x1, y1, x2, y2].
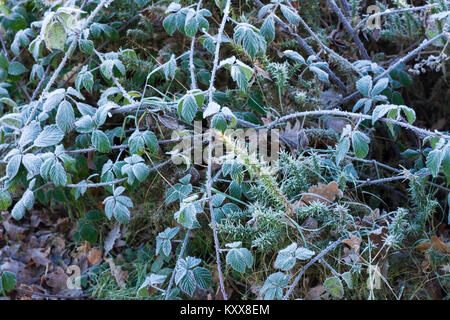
[8, 61, 27, 75]
[352, 131, 370, 159]
[356, 75, 372, 97]
[225, 242, 253, 273]
[324, 276, 344, 299]
[34, 125, 65, 148]
[233, 23, 266, 59]
[92, 129, 111, 153]
[260, 14, 275, 43]
[1, 271, 16, 292]
[56, 100, 75, 132]
[44, 20, 66, 51]
[0, 189, 12, 210]
[260, 272, 290, 300]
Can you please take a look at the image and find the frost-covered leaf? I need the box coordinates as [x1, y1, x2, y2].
[356, 75, 372, 96]
[226, 245, 253, 273]
[203, 101, 220, 118]
[44, 20, 66, 51]
[371, 77, 389, 96]
[260, 14, 275, 43]
[295, 247, 315, 260]
[92, 129, 111, 153]
[8, 61, 27, 76]
[103, 189, 133, 223]
[335, 137, 350, 165]
[75, 115, 95, 133]
[0, 113, 22, 129]
[156, 227, 179, 256]
[34, 125, 65, 148]
[280, 4, 300, 26]
[178, 93, 199, 124]
[129, 130, 157, 154]
[427, 148, 444, 177]
[121, 154, 149, 184]
[6, 154, 22, 179]
[283, 50, 305, 65]
[274, 243, 297, 271]
[138, 274, 167, 297]
[352, 131, 370, 159]
[324, 276, 344, 299]
[233, 23, 266, 59]
[174, 256, 203, 296]
[309, 66, 329, 84]
[260, 272, 290, 300]
[56, 100, 75, 132]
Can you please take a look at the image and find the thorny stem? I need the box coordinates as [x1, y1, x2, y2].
[206, 0, 232, 301]
[189, 0, 203, 90]
[348, 156, 450, 192]
[31, 65, 51, 101]
[165, 229, 190, 300]
[93, 48, 136, 103]
[327, 0, 370, 60]
[355, 2, 450, 31]
[265, 109, 450, 139]
[286, 2, 359, 75]
[283, 238, 343, 300]
[339, 32, 447, 106]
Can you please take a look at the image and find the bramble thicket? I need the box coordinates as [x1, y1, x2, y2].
[0, 0, 449, 300]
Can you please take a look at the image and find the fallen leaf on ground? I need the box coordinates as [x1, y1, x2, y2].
[431, 235, 450, 254]
[104, 222, 121, 255]
[416, 235, 450, 254]
[87, 248, 103, 266]
[27, 248, 51, 267]
[105, 258, 128, 289]
[307, 284, 326, 300]
[368, 227, 389, 249]
[75, 241, 91, 259]
[45, 266, 69, 293]
[343, 233, 361, 255]
[301, 181, 343, 205]
[3, 221, 27, 241]
[362, 208, 382, 225]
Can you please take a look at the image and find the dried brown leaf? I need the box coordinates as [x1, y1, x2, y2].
[87, 248, 103, 266]
[301, 181, 343, 205]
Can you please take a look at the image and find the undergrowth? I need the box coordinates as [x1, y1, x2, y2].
[0, 0, 448, 300]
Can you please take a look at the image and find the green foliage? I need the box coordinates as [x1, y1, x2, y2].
[225, 241, 254, 273]
[174, 256, 212, 296]
[260, 272, 290, 300]
[0, 271, 16, 296]
[0, 0, 447, 301]
[274, 243, 315, 271]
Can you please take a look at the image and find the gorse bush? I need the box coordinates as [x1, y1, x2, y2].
[0, 0, 449, 300]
